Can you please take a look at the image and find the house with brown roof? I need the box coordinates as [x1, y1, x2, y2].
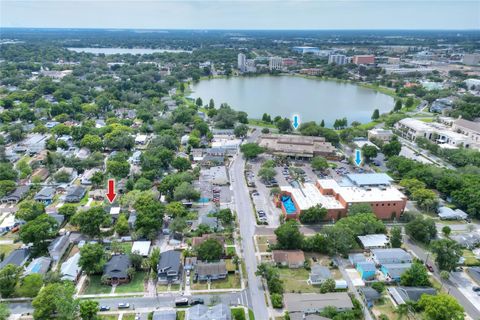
[272, 250, 305, 268]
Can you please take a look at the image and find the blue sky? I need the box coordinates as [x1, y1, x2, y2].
[1, 1, 479, 30]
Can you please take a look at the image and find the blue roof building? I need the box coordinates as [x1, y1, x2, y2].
[356, 261, 376, 280]
[344, 173, 393, 187]
[381, 263, 412, 282]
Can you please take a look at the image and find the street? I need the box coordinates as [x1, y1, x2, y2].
[404, 237, 480, 319]
[230, 153, 270, 320]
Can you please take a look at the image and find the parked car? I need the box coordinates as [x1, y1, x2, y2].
[425, 264, 434, 272]
[99, 306, 110, 311]
[189, 298, 204, 306]
[118, 303, 130, 309]
[472, 286, 480, 292]
[175, 298, 189, 306]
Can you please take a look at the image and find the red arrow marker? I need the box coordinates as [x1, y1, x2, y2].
[106, 179, 117, 203]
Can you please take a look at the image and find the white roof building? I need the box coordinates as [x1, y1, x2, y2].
[358, 234, 389, 249]
[131, 241, 151, 257]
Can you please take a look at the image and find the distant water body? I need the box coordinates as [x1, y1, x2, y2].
[190, 75, 394, 127]
[67, 47, 191, 55]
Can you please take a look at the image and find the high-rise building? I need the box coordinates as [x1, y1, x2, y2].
[328, 54, 347, 65]
[245, 59, 256, 73]
[269, 56, 283, 70]
[352, 55, 375, 65]
[237, 53, 246, 72]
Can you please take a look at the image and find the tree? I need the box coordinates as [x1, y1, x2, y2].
[311, 157, 329, 171]
[400, 262, 430, 287]
[394, 100, 403, 112]
[19, 214, 58, 255]
[32, 282, 78, 320]
[335, 213, 386, 236]
[0, 180, 16, 198]
[319, 278, 336, 293]
[276, 118, 293, 133]
[323, 226, 356, 256]
[15, 200, 46, 221]
[237, 111, 249, 124]
[130, 253, 143, 270]
[107, 159, 130, 178]
[405, 216, 437, 244]
[195, 97, 203, 107]
[299, 205, 327, 224]
[79, 243, 106, 275]
[240, 143, 264, 159]
[262, 113, 272, 123]
[371, 282, 385, 293]
[270, 293, 283, 308]
[258, 167, 276, 182]
[79, 300, 99, 320]
[196, 239, 223, 261]
[234, 124, 249, 138]
[382, 138, 402, 157]
[214, 106, 238, 129]
[209, 99, 215, 109]
[0, 264, 21, 298]
[58, 204, 77, 220]
[73, 206, 110, 238]
[0, 303, 10, 320]
[430, 239, 463, 271]
[172, 157, 191, 172]
[390, 226, 402, 248]
[417, 293, 464, 320]
[348, 203, 373, 215]
[362, 145, 378, 162]
[442, 225, 451, 237]
[115, 214, 129, 236]
[405, 97, 415, 109]
[173, 182, 200, 201]
[134, 177, 152, 191]
[150, 247, 161, 274]
[0, 163, 17, 181]
[16, 273, 43, 298]
[371, 109, 380, 120]
[411, 188, 438, 212]
[274, 221, 304, 250]
[134, 193, 164, 239]
[216, 208, 234, 226]
[81, 134, 103, 152]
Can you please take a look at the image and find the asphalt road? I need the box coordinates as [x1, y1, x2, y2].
[404, 237, 480, 319]
[8, 291, 247, 315]
[230, 154, 270, 320]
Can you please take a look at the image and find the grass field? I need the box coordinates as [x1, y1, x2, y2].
[372, 297, 398, 320]
[226, 246, 236, 256]
[210, 274, 241, 289]
[278, 268, 317, 293]
[123, 315, 136, 320]
[84, 275, 112, 295]
[231, 307, 246, 320]
[0, 243, 21, 257]
[176, 310, 185, 320]
[462, 249, 480, 266]
[115, 272, 146, 293]
[99, 315, 118, 320]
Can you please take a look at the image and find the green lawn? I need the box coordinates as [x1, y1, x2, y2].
[248, 309, 255, 320]
[231, 307, 246, 320]
[278, 268, 317, 293]
[226, 246, 236, 256]
[463, 250, 480, 266]
[210, 274, 241, 290]
[98, 315, 118, 320]
[115, 272, 146, 293]
[0, 243, 21, 257]
[372, 297, 398, 320]
[122, 315, 136, 320]
[84, 275, 112, 295]
[176, 310, 185, 320]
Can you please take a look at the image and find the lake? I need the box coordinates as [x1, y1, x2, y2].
[67, 47, 191, 55]
[190, 75, 394, 127]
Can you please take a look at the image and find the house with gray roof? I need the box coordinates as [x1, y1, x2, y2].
[380, 263, 412, 282]
[187, 304, 231, 320]
[284, 293, 353, 314]
[103, 254, 131, 284]
[308, 265, 332, 285]
[48, 234, 70, 262]
[158, 250, 182, 284]
[437, 206, 468, 220]
[61, 252, 81, 282]
[1, 185, 30, 204]
[349, 253, 367, 266]
[152, 310, 177, 320]
[451, 233, 480, 249]
[388, 287, 437, 304]
[34, 186, 56, 205]
[360, 287, 382, 307]
[195, 261, 227, 281]
[371, 248, 412, 265]
[24, 256, 52, 276]
[65, 186, 86, 203]
[0, 248, 30, 270]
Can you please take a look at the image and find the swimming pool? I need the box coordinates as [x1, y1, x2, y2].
[281, 196, 297, 214]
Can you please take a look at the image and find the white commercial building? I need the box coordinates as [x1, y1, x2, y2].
[368, 128, 394, 142]
[237, 53, 246, 72]
[269, 56, 283, 70]
[328, 54, 347, 65]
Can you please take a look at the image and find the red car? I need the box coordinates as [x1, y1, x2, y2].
[425, 263, 434, 272]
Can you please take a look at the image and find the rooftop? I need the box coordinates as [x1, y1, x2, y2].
[284, 292, 353, 313]
[280, 183, 344, 211]
[358, 234, 389, 248]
